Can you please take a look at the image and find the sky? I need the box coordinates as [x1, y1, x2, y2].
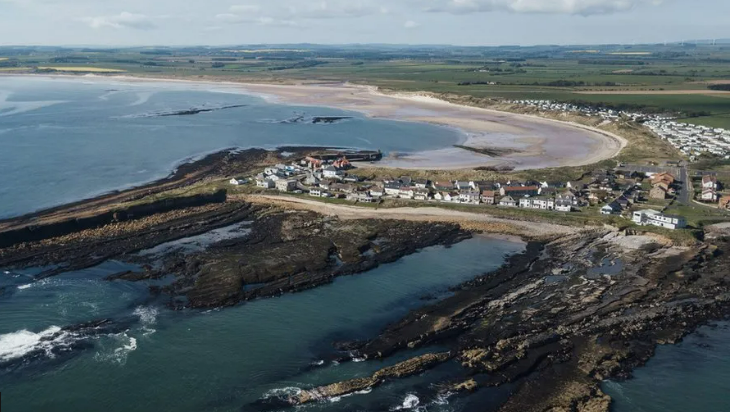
[0, 0, 729, 46]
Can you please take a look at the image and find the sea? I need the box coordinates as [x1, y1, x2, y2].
[0, 75, 462, 219]
[0, 75, 728, 412]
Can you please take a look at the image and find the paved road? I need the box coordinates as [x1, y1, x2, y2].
[678, 164, 691, 205]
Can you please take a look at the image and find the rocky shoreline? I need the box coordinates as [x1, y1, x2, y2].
[279, 229, 729, 411]
[0, 147, 728, 411]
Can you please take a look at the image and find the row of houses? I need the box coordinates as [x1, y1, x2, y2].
[374, 177, 587, 211]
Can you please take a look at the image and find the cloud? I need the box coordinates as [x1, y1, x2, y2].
[288, 1, 387, 19]
[256, 16, 297, 26]
[404, 20, 419, 28]
[422, 0, 663, 16]
[229, 4, 261, 13]
[215, 13, 244, 23]
[215, 12, 297, 27]
[83, 12, 156, 29]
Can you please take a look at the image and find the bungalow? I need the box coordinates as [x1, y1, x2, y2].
[458, 190, 480, 204]
[498, 196, 517, 207]
[275, 179, 297, 192]
[256, 178, 275, 189]
[229, 177, 248, 185]
[600, 202, 620, 215]
[481, 190, 497, 205]
[632, 209, 686, 230]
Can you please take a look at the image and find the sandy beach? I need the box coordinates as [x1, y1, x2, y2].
[9, 74, 627, 170]
[233, 82, 628, 170]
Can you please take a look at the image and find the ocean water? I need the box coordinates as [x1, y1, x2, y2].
[0, 75, 463, 219]
[0, 75, 728, 412]
[0, 236, 525, 412]
[603, 321, 730, 412]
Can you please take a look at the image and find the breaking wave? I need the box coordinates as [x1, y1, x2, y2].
[133, 306, 158, 336]
[391, 393, 420, 410]
[0, 326, 75, 363]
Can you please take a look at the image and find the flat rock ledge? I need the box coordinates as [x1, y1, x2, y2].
[290, 351, 452, 405]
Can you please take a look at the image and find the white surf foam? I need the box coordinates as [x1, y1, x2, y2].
[94, 330, 137, 365]
[0, 326, 69, 362]
[390, 393, 420, 410]
[133, 306, 159, 336]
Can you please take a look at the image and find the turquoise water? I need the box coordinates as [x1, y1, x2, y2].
[604, 321, 730, 412]
[0, 76, 462, 218]
[0, 236, 525, 411]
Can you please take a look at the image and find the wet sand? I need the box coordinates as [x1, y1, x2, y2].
[234, 83, 627, 170]
[11, 74, 627, 170]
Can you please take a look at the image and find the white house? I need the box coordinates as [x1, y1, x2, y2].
[518, 198, 532, 208]
[398, 188, 415, 199]
[531, 197, 554, 210]
[632, 209, 687, 230]
[701, 187, 719, 202]
[229, 177, 248, 185]
[256, 178, 275, 189]
[458, 191, 480, 204]
[434, 191, 455, 202]
[322, 165, 344, 179]
[703, 175, 719, 190]
[414, 188, 430, 201]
